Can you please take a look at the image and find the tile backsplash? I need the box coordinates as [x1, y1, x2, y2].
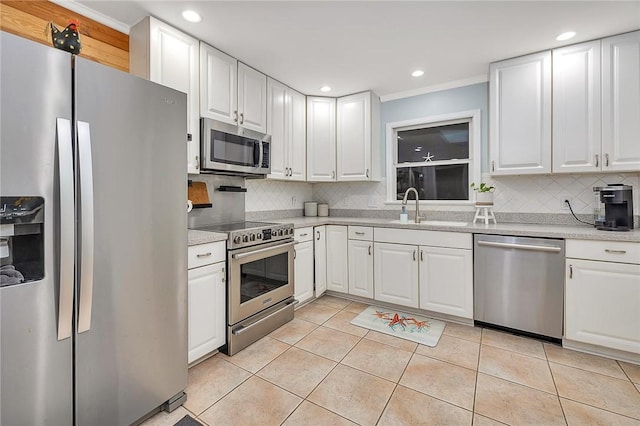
[245, 173, 639, 216]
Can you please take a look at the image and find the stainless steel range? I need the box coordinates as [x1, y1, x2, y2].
[193, 220, 296, 355]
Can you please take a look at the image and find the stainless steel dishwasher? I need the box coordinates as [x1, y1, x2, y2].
[474, 234, 565, 340]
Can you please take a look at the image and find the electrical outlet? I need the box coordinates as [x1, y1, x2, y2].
[367, 195, 378, 208]
[561, 196, 572, 210]
[291, 196, 297, 206]
[342, 197, 349, 207]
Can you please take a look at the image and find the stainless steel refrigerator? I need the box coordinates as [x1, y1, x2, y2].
[0, 31, 188, 425]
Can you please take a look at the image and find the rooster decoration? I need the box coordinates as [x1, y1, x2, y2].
[48, 20, 81, 54]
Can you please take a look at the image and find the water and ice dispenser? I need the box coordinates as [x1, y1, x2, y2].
[0, 197, 44, 286]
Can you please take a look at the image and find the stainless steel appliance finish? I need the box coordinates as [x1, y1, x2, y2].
[193, 221, 294, 250]
[474, 234, 565, 340]
[1, 32, 187, 426]
[201, 118, 271, 177]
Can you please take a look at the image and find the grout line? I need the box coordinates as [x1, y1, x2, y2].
[558, 395, 640, 422]
[546, 349, 568, 425]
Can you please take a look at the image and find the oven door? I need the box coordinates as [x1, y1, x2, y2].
[228, 239, 294, 325]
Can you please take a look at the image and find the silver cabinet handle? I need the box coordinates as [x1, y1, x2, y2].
[221, 267, 226, 283]
[491, 160, 495, 172]
[240, 112, 244, 124]
[316, 231, 320, 240]
[413, 250, 417, 261]
[77, 121, 95, 334]
[196, 252, 212, 258]
[605, 153, 609, 167]
[368, 245, 372, 255]
[294, 249, 297, 259]
[366, 169, 370, 178]
[332, 171, 335, 179]
[195, 155, 199, 170]
[569, 264, 573, 279]
[477, 240, 562, 253]
[300, 233, 308, 237]
[355, 232, 365, 236]
[595, 154, 599, 168]
[56, 118, 74, 341]
[233, 110, 238, 122]
[605, 249, 627, 254]
[420, 250, 424, 261]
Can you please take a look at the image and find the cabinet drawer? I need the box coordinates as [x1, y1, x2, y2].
[348, 226, 373, 240]
[188, 241, 226, 269]
[294, 227, 314, 242]
[566, 239, 640, 264]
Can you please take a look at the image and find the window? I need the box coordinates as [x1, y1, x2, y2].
[386, 110, 481, 203]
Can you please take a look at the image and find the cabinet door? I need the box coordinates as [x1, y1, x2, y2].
[294, 241, 315, 304]
[326, 225, 348, 293]
[337, 92, 370, 181]
[307, 97, 336, 182]
[187, 262, 226, 363]
[238, 62, 267, 133]
[552, 41, 602, 173]
[348, 239, 374, 298]
[266, 78, 288, 180]
[200, 43, 237, 126]
[289, 89, 307, 181]
[419, 246, 473, 319]
[489, 51, 551, 175]
[314, 226, 327, 297]
[147, 18, 200, 174]
[565, 259, 640, 354]
[374, 242, 419, 308]
[602, 31, 640, 172]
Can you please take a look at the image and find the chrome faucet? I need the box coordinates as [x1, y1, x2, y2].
[402, 187, 423, 223]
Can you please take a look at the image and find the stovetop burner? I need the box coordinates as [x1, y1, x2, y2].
[192, 221, 294, 249]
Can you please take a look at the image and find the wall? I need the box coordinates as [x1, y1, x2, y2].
[0, 1, 128, 72]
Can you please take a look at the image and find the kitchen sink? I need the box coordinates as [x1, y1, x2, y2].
[389, 220, 468, 227]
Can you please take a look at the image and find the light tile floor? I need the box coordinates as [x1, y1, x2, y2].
[143, 295, 640, 426]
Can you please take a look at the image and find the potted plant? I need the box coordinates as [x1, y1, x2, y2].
[470, 182, 495, 205]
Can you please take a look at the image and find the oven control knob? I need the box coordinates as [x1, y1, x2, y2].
[233, 236, 242, 244]
[250, 233, 256, 241]
[242, 235, 249, 243]
[287, 228, 293, 235]
[278, 229, 284, 236]
[257, 233, 262, 240]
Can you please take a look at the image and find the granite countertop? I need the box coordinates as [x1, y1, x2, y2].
[266, 216, 640, 243]
[188, 229, 227, 246]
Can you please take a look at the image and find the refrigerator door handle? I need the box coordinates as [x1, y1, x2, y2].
[77, 121, 95, 333]
[57, 118, 75, 341]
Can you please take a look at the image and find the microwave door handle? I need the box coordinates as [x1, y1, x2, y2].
[253, 141, 261, 167]
[258, 141, 264, 168]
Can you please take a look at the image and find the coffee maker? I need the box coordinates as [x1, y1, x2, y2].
[593, 184, 634, 231]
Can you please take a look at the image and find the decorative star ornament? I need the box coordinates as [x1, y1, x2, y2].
[424, 152, 434, 162]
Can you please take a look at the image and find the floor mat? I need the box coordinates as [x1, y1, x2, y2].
[174, 414, 203, 426]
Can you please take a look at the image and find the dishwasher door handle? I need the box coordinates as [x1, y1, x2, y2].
[477, 240, 562, 253]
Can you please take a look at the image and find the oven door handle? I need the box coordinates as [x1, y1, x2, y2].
[232, 299, 298, 336]
[232, 241, 294, 260]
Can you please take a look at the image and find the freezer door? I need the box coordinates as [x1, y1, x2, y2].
[74, 57, 188, 425]
[0, 32, 74, 425]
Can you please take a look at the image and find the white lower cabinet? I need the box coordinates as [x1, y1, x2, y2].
[419, 246, 473, 319]
[565, 257, 640, 354]
[326, 225, 348, 292]
[187, 261, 226, 364]
[314, 226, 327, 297]
[294, 228, 314, 305]
[348, 239, 374, 298]
[373, 242, 419, 308]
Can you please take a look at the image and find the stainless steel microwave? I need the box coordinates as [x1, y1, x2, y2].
[200, 118, 271, 177]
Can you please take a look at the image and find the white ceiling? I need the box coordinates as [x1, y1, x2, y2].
[73, 1, 640, 98]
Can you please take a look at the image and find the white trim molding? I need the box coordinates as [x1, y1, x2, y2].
[49, 0, 131, 34]
[386, 109, 482, 204]
[380, 75, 488, 103]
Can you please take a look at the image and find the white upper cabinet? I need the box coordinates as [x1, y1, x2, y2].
[237, 62, 267, 133]
[552, 41, 602, 173]
[307, 97, 337, 182]
[200, 43, 237, 125]
[267, 78, 306, 181]
[129, 16, 200, 174]
[336, 92, 380, 181]
[200, 44, 267, 133]
[602, 30, 640, 172]
[489, 51, 552, 175]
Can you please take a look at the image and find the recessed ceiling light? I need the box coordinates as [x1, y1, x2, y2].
[556, 31, 576, 41]
[411, 70, 424, 77]
[320, 86, 331, 92]
[182, 10, 202, 23]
